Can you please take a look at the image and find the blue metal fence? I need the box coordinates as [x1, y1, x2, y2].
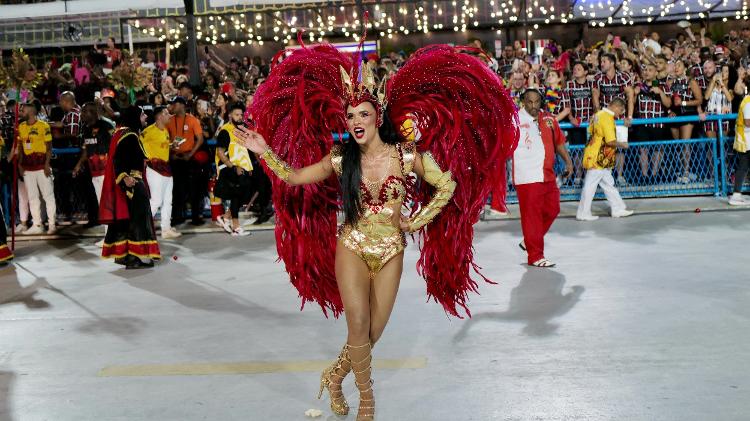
[505, 113, 740, 204]
[2, 113, 743, 224]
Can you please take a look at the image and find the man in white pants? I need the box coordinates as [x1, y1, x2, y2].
[75, 102, 114, 246]
[17, 102, 57, 235]
[141, 106, 181, 239]
[576, 97, 634, 221]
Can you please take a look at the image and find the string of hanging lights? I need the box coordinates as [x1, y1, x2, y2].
[128, 0, 750, 48]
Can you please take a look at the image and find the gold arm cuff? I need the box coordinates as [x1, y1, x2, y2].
[260, 149, 292, 182]
[407, 153, 457, 232]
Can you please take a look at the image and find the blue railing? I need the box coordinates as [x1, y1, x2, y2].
[5, 113, 741, 224]
[503, 113, 741, 203]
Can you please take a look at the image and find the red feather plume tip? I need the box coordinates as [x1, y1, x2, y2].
[251, 44, 354, 318]
[388, 44, 519, 318]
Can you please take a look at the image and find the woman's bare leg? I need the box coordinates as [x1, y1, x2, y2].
[369, 253, 404, 345]
[335, 243, 376, 419]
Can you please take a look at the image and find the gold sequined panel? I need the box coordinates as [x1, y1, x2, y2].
[339, 215, 406, 278]
[330, 144, 343, 176]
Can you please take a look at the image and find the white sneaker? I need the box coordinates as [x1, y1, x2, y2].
[484, 208, 509, 219]
[728, 193, 750, 206]
[161, 227, 182, 239]
[612, 209, 634, 218]
[14, 223, 27, 234]
[24, 225, 44, 235]
[216, 215, 232, 233]
[576, 215, 599, 221]
[231, 227, 251, 237]
[95, 239, 105, 248]
[47, 225, 57, 235]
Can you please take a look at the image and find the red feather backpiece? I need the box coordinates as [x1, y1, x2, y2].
[250, 44, 352, 318]
[387, 45, 519, 318]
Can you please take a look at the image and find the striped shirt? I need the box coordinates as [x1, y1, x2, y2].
[561, 79, 594, 123]
[593, 71, 632, 108]
[636, 80, 672, 128]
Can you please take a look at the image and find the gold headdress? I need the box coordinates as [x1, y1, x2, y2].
[339, 12, 388, 126]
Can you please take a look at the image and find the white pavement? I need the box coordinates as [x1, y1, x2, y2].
[1, 206, 749, 421]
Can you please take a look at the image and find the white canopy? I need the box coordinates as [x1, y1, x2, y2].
[0, 0, 183, 21]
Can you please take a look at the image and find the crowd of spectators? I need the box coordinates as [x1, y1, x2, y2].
[1, 24, 749, 233]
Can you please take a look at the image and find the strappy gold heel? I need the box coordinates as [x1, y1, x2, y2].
[349, 342, 375, 420]
[318, 345, 351, 416]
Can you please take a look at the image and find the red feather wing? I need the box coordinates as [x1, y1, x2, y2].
[251, 44, 352, 318]
[388, 45, 519, 317]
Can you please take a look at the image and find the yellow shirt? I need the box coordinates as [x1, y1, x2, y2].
[216, 122, 253, 172]
[583, 109, 617, 170]
[18, 120, 52, 155]
[140, 123, 171, 162]
[734, 95, 750, 153]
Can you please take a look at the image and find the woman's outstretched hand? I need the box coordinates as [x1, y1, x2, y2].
[234, 126, 270, 154]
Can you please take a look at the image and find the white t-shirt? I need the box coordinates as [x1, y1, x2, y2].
[513, 108, 546, 185]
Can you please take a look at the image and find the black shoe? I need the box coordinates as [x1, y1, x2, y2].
[172, 218, 186, 226]
[190, 218, 205, 226]
[126, 259, 154, 270]
[253, 210, 272, 225]
[83, 221, 100, 229]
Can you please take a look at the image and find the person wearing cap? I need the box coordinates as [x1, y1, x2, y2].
[17, 101, 57, 235]
[167, 96, 207, 226]
[141, 106, 181, 240]
[513, 89, 572, 268]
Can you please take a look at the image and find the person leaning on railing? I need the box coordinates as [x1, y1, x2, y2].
[729, 93, 750, 206]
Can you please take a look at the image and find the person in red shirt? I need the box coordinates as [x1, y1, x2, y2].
[512, 89, 572, 268]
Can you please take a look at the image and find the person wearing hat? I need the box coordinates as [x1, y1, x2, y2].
[513, 89, 572, 268]
[17, 101, 57, 235]
[141, 106, 181, 239]
[100, 106, 161, 268]
[166, 96, 207, 226]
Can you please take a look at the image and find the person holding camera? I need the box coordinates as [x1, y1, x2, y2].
[513, 89, 572, 268]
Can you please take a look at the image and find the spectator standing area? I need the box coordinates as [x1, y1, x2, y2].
[1, 205, 748, 421]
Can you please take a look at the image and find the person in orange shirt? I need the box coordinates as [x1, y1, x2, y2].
[166, 96, 207, 225]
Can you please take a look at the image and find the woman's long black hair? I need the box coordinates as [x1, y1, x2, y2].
[340, 107, 400, 225]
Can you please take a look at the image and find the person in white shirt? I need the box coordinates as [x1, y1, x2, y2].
[513, 89, 573, 268]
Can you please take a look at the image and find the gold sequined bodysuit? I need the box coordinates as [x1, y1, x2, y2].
[260, 141, 456, 279]
[331, 142, 416, 277]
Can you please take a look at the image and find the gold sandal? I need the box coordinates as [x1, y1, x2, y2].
[318, 345, 351, 415]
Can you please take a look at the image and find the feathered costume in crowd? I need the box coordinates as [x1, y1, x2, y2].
[251, 33, 518, 318]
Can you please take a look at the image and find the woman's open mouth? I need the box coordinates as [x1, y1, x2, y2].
[353, 128, 365, 139]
